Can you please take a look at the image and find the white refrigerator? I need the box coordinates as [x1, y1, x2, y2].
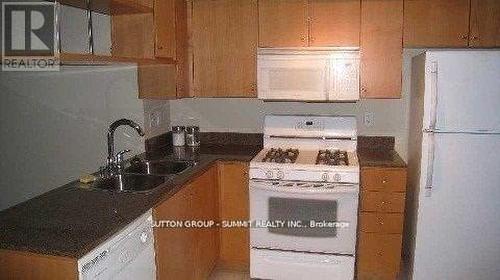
[407, 50, 500, 280]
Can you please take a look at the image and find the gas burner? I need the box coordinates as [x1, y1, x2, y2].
[316, 150, 349, 166]
[262, 148, 299, 163]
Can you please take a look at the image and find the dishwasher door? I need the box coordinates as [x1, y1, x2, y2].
[78, 211, 156, 280]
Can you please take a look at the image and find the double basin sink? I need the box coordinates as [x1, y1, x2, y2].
[90, 157, 194, 193]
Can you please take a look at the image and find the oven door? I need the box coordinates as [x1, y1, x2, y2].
[250, 180, 359, 255]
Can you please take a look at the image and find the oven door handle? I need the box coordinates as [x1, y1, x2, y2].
[250, 183, 359, 194]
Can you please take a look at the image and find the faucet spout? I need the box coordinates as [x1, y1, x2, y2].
[107, 119, 145, 166]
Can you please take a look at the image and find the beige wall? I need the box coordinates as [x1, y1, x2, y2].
[169, 50, 426, 161]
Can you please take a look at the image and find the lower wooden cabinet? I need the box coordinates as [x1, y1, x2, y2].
[357, 167, 407, 280]
[357, 233, 403, 280]
[217, 162, 250, 270]
[154, 166, 218, 280]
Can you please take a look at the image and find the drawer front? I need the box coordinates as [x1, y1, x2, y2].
[361, 168, 407, 192]
[357, 233, 402, 280]
[359, 212, 404, 234]
[360, 191, 405, 213]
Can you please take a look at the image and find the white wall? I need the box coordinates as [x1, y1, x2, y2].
[170, 50, 425, 161]
[0, 66, 146, 210]
[0, 5, 154, 210]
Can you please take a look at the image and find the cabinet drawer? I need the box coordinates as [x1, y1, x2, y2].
[357, 233, 402, 280]
[359, 212, 404, 234]
[361, 168, 407, 192]
[360, 191, 405, 213]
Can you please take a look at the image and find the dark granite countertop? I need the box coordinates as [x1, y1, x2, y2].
[0, 143, 260, 259]
[0, 133, 405, 259]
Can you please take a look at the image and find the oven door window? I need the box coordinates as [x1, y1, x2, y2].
[268, 197, 338, 237]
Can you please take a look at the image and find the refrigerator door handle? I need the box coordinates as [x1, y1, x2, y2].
[429, 61, 439, 130]
[425, 133, 436, 197]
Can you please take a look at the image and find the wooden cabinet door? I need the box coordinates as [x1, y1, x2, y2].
[469, 0, 500, 47]
[218, 162, 250, 270]
[153, 184, 195, 280]
[360, 0, 403, 99]
[259, 0, 308, 47]
[357, 233, 403, 280]
[309, 0, 361, 47]
[192, 0, 258, 97]
[154, 0, 176, 58]
[403, 0, 471, 47]
[192, 166, 219, 279]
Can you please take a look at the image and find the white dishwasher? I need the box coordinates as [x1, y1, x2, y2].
[78, 210, 156, 280]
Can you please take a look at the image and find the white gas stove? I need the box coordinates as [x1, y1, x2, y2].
[249, 115, 360, 280]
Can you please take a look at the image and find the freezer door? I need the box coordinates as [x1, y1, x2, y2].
[412, 132, 500, 280]
[423, 51, 500, 132]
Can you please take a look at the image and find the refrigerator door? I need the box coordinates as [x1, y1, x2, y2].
[412, 132, 500, 280]
[423, 51, 500, 133]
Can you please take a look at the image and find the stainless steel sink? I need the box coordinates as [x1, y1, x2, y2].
[91, 173, 167, 193]
[124, 158, 194, 176]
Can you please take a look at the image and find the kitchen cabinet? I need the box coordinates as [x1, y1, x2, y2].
[403, 0, 471, 47]
[191, 0, 258, 97]
[259, 0, 360, 48]
[154, 166, 218, 280]
[154, 0, 190, 97]
[309, 0, 361, 47]
[259, 0, 308, 47]
[360, 0, 403, 99]
[0, 250, 77, 280]
[356, 167, 407, 280]
[469, 0, 500, 47]
[217, 162, 250, 270]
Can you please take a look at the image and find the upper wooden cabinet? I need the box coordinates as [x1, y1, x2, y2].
[259, 0, 309, 47]
[360, 0, 403, 99]
[259, 0, 361, 47]
[403, 0, 470, 47]
[309, 0, 361, 47]
[469, 0, 500, 47]
[154, 0, 190, 98]
[191, 0, 258, 97]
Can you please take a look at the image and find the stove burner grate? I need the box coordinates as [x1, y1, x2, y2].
[262, 148, 299, 164]
[316, 150, 349, 166]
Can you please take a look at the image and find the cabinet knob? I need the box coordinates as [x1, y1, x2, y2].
[158, 46, 164, 50]
[300, 35, 306, 42]
[361, 87, 367, 93]
[472, 36, 479, 40]
[382, 179, 388, 184]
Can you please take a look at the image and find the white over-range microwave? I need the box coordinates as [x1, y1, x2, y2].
[257, 48, 360, 102]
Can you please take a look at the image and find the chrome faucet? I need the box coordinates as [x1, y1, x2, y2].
[106, 119, 145, 174]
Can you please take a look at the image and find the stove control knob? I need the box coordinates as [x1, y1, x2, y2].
[265, 170, 274, 179]
[277, 170, 284, 180]
[333, 173, 342, 182]
[321, 172, 329, 182]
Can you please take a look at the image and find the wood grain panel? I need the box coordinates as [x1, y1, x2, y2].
[403, 0, 471, 47]
[309, 0, 361, 47]
[192, 0, 258, 97]
[469, 0, 500, 47]
[357, 233, 402, 280]
[360, 0, 403, 99]
[0, 249, 77, 280]
[259, 0, 308, 47]
[153, 182, 196, 280]
[138, 63, 177, 99]
[218, 162, 250, 270]
[111, 12, 155, 58]
[360, 191, 405, 213]
[361, 168, 407, 192]
[359, 212, 404, 234]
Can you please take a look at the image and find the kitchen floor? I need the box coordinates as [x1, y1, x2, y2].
[209, 268, 250, 280]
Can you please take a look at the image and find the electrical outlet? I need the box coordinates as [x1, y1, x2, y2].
[149, 111, 161, 128]
[363, 112, 374, 127]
